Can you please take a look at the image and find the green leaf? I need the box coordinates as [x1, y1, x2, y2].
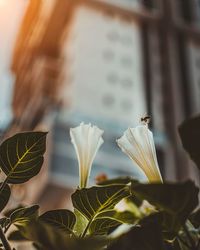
[39, 209, 76, 234]
[179, 115, 200, 170]
[173, 239, 185, 250]
[18, 221, 109, 250]
[108, 219, 165, 250]
[0, 132, 47, 184]
[95, 210, 137, 224]
[189, 209, 200, 228]
[16, 221, 71, 250]
[131, 181, 199, 227]
[72, 185, 130, 237]
[0, 183, 11, 212]
[4, 205, 24, 217]
[8, 230, 28, 241]
[126, 195, 143, 207]
[90, 210, 137, 235]
[90, 217, 120, 235]
[140, 212, 177, 240]
[98, 177, 132, 186]
[184, 221, 199, 247]
[9, 205, 39, 226]
[73, 209, 88, 236]
[0, 217, 10, 229]
[72, 184, 130, 221]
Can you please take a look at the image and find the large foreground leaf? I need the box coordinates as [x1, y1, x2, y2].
[108, 219, 165, 250]
[0, 132, 47, 184]
[179, 115, 200, 170]
[0, 183, 11, 212]
[39, 209, 76, 234]
[131, 181, 199, 230]
[140, 212, 177, 240]
[17, 221, 109, 250]
[72, 184, 130, 221]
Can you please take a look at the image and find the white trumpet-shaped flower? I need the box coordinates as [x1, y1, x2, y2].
[70, 123, 104, 188]
[117, 124, 163, 183]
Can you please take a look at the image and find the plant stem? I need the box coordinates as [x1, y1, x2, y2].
[196, 239, 200, 250]
[177, 235, 191, 249]
[81, 220, 92, 238]
[0, 226, 11, 250]
[183, 224, 196, 249]
[0, 178, 8, 195]
[4, 223, 11, 234]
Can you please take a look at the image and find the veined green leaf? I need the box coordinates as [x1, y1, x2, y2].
[90, 210, 137, 235]
[39, 209, 76, 234]
[72, 184, 130, 236]
[0, 132, 47, 184]
[90, 218, 120, 235]
[94, 210, 137, 224]
[9, 205, 39, 226]
[0, 183, 11, 212]
[72, 184, 130, 221]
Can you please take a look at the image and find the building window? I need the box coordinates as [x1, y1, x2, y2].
[107, 73, 119, 85]
[102, 94, 115, 107]
[103, 49, 115, 61]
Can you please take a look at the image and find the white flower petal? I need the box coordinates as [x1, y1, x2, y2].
[70, 123, 104, 188]
[109, 224, 133, 238]
[117, 125, 162, 183]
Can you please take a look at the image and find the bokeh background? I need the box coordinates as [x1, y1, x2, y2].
[0, 0, 200, 211]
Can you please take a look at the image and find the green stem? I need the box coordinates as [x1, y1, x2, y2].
[0, 226, 11, 250]
[4, 223, 11, 234]
[177, 235, 191, 249]
[0, 178, 8, 194]
[81, 220, 92, 238]
[183, 224, 196, 249]
[195, 239, 200, 250]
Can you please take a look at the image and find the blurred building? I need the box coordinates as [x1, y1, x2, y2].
[2, 0, 200, 209]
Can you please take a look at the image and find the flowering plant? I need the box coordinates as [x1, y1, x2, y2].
[0, 116, 199, 250]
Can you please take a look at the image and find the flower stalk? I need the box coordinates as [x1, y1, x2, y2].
[0, 226, 11, 250]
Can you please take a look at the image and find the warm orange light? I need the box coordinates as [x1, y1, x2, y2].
[0, 0, 6, 7]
